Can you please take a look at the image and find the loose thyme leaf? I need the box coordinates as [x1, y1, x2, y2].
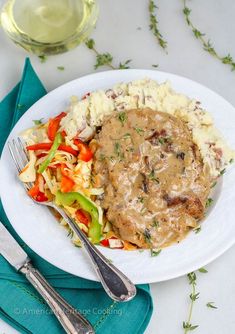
[206, 302, 217, 309]
[33, 119, 43, 125]
[85, 38, 95, 49]
[67, 228, 74, 238]
[151, 249, 161, 257]
[118, 112, 127, 126]
[152, 64, 159, 68]
[211, 181, 217, 188]
[182, 0, 235, 72]
[149, 0, 167, 51]
[206, 198, 213, 208]
[134, 127, 144, 135]
[143, 228, 152, 243]
[57, 66, 65, 71]
[194, 225, 201, 234]
[149, 170, 160, 183]
[198, 267, 208, 273]
[220, 168, 226, 175]
[152, 219, 159, 228]
[38, 55, 47, 63]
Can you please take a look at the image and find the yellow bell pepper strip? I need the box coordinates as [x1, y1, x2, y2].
[38, 133, 62, 173]
[55, 190, 102, 244]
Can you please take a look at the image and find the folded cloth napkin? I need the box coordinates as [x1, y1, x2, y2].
[0, 58, 153, 334]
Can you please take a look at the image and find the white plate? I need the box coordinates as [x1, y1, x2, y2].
[1, 69, 235, 284]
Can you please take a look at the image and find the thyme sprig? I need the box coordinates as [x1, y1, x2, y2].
[183, 272, 199, 333]
[183, 0, 235, 71]
[85, 39, 132, 70]
[149, 0, 168, 51]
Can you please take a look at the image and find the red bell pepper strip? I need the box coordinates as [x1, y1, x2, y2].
[60, 164, 75, 193]
[74, 139, 93, 162]
[61, 175, 75, 193]
[75, 209, 90, 226]
[58, 145, 78, 156]
[61, 130, 67, 138]
[48, 112, 67, 141]
[28, 174, 48, 202]
[27, 143, 78, 156]
[27, 143, 52, 150]
[100, 239, 109, 247]
[35, 191, 49, 202]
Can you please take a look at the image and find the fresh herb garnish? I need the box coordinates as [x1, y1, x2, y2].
[206, 198, 213, 208]
[206, 302, 217, 309]
[123, 133, 131, 139]
[138, 196, 144, 203]
[143, 228, 152, 243]
[118, 112, 127, 126]
[211, 181, 217, 188]
[151, 249, 161, 257]
[220, 168, 226, 176]
[194, 225, 201, 234]
[183, 0, 235, 72]
[85, 38, 132, 70]
[33, 119, 43, 125]
[67, 228, 74, 238]
[134, 127, 144, 135]
[149, 170, 160, 183]
[114, 142, 124, 159]
[38, 54, 47, 63]
[183, 272, 199, 333]
[99, 154, 106, 162]
[152, 64, 159, 68]
[149, 0, 167, 51]
[159, 136, 172, 144]
[57, 66, 65, 71]
[229, 158, 234, 164]
[198, 267, 208, 273]
[152, 219, 159, 228]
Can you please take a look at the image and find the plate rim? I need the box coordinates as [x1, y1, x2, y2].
[1, 68, 235, 284]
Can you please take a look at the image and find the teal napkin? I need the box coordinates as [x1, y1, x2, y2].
[0, 58, 153, 334]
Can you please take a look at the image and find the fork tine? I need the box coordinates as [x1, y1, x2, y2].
[8, 139, 32, 191]
[13, 138, 26, 171]
[8, 141, 22, 173]
[17, 137, 29, 165]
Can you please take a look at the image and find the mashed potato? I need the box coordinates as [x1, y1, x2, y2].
[60, 78, 235, 178]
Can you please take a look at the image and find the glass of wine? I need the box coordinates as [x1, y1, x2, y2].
[0, 0, 98, 55]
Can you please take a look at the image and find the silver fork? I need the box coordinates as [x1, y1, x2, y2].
[8, 138, 136, 303]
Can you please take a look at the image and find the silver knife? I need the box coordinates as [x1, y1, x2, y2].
[0, 222, 94, 334]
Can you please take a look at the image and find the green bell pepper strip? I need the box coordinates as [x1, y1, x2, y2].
[55, 190, 102, 244]
[38, 133, 62, 173]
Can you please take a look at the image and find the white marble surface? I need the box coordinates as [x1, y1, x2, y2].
[0, 0, 235, 333]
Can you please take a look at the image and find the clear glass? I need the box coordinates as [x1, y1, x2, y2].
[0, 0, 98, 55]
